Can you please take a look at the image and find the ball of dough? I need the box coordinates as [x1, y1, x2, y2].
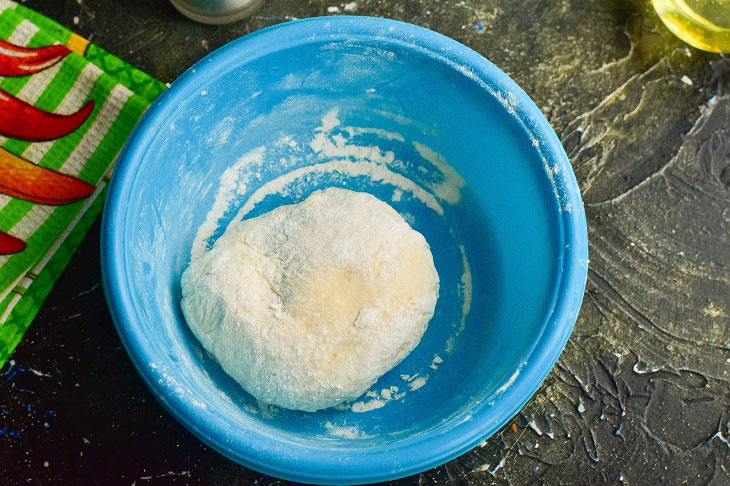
[181, 187, 439, 412]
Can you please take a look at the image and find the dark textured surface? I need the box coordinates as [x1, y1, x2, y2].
[2, 0, 730, 484]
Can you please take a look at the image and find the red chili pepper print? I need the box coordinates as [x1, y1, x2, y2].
[0, 231, 26, 255]
[0, 148, 94, 205]
[0, 40, 70, 77]
[0, 36, 97, 257]
[0, 90, 94, 142]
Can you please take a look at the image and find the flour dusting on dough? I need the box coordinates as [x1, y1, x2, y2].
[189, 108, 474, 413]
[183, 189, 439, 412]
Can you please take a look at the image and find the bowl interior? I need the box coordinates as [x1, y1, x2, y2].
[104, 17, 585, 483]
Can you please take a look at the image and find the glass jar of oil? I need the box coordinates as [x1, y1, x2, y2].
[652, 0, 730, 52]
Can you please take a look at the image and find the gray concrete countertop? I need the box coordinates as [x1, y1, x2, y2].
[2, 0, 729, 484]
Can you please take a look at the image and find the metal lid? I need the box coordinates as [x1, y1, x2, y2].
[170, 0, 264, 24]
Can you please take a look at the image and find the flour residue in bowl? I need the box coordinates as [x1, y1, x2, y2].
[193, 109, 466, 255]
[190, 147, 264, 260]
[190, 107, 473, 416]
[236, 160, 444, 218]
[412, 142, 465, 204]
[445, 244, 473, 354]
[324, 421, 373, 439]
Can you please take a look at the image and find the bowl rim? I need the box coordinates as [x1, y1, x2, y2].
[101, 15, 588, 485]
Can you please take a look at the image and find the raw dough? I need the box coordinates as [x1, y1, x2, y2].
[181, 188, 439, 412]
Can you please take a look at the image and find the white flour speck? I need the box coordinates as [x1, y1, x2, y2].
[29, 368, 51, 377]
[408, 375, 428, 391]
[352, 399, 386, 412]
[324, 422, 372, 439]
[344, 126, 405, 142]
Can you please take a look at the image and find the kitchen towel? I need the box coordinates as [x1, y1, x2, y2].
[0, 0, 166, 365]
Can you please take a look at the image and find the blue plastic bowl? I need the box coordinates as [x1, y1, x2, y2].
[101, 16, 587, 485]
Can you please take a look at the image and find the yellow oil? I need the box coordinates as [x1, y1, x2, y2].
[652, 0, 730, 52]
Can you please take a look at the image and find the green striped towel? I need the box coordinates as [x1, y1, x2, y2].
[0, 0, 166, 365]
